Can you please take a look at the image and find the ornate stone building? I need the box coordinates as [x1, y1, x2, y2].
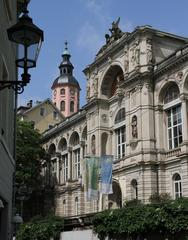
[41, 20, 188, 217]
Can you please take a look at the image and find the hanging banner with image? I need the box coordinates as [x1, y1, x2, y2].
[100, 155, 113, 194]
[83, 156, 99, 200]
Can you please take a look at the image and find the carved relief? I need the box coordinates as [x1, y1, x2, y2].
[109, 110, 113, 118]
[86, 84, 90, 100]
[92, 114, 95, 126]
[176, 71, 183, 81]
[101, 114, 108, 123]
[131, 90, 136, 107]
[146, 38, 152, 64]
[124, 46, 129, 73]
[131, 41, 140, 67]
[93, 77, 98, 96]
[131, 115, 138, 139]
[144, 81, 153, 91]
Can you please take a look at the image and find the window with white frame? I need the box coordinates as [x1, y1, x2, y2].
[173, 173, 182, 199]
[73, 149, 80, 179]
[62, 154, 68, 183]
[167, 105, 182, 149]
[163, 84, 182, 149]
[116, 127, 126, 159]
[114, 108, 126, 159]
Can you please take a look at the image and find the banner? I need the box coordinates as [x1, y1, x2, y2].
[83, 156, 99, 200]
[100, 155, 113, 194]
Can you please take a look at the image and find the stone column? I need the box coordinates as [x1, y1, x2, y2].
[181, 98, 188, 152]
[67, 147, 72, 180]
[56, 157, 60, 183]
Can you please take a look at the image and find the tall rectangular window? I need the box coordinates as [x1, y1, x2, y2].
[73, 149, 80, 179]
[116, 126, 126, 159]
[167, 105, 182, 149]
[62, 154, 68, 183]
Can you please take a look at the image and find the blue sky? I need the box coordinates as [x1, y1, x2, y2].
[18, 0, 188, 107]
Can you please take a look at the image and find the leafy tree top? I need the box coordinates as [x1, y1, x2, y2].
[16, 119, 45, 190]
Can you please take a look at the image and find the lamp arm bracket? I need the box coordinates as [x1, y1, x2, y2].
[0, 81, 28, 94]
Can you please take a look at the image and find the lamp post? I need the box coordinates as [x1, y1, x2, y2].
[0, 0, 44, 94]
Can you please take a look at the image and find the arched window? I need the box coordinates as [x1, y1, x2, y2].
[115, 108, 125, 124]
[131, 179, 138, 200]
[173, 173, 182, 199]
[164, 85, 179, 104]
[70, 101, 74, 112]
[48, 144, 56, 156]
[114, 109, 126, 159]
[60, 101, 65, 111]
[58, 138, 67, 152]
[75, 197, 79, 215]
[60, 88, 65, 95]
[163, 84, 182, 149]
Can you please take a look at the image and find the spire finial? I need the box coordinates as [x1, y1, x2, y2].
[62, 40, 70, 56]
[65, 40, 68, 50]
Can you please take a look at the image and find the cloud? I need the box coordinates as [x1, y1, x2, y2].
[76, 0, 111, 54]
[76, 0, 135, 55]
[76, 21, 104, 55]
[120, 19, 135, 32]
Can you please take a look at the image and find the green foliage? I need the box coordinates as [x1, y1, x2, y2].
[149, 193, 171, 204]
[123, 198, 142, 207]
[16, 119, 45, 190]
[16, 215, 64, 240]
[93, 198, 188, 239]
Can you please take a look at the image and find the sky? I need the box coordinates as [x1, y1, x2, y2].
[18, 0, 188, 107]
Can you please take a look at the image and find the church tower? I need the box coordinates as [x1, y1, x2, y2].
[51, 42, 80, 117]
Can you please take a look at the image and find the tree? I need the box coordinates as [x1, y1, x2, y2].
[16, 119, 45, 219]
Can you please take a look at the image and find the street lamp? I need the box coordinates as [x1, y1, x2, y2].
[0, 0, 44, 94]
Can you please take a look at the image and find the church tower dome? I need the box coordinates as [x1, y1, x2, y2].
[52, 41, 80, 117]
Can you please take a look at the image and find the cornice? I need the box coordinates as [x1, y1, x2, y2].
[41, 109, 86, 142]
[154, 44, 188, 78]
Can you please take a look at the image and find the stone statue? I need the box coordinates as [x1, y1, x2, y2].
[93, 77, 98, 95]
[146, 38, 152, 64]
[131, 115, 138, 138]
[86, 84, 90, 100]
[124, 48, 129, 73]
[131, 42, 140, 67]
[109, 17, 123, 40]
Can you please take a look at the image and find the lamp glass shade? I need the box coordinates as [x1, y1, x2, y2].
[16, 39, 42, 68]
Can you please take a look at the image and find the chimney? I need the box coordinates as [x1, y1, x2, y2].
[27, 100, 33, 108]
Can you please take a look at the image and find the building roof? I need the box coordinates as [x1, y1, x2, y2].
[18, 98, 64, 119]
[51, 41, 80, 90]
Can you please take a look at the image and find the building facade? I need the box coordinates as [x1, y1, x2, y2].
[41, 21, 188, 217]
[0, 0, 17, 239]
[17, 99, 64, 133]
